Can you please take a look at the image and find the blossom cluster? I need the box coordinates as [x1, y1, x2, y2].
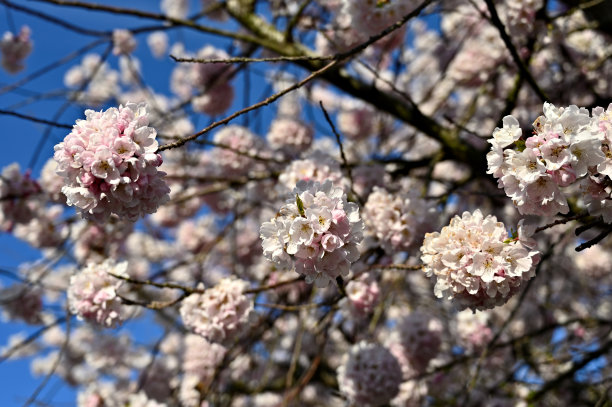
[212, 125, 265, 176]
[0, 26, 32, 74]
[260, 180, 364, 287]
[386, 312, 442, 373]
[266, 117, 313, 156]
[64, 54, 119, 106]
[53, 102, 170, 223]
[171, 45, 234, 116]
[180, 334, 226, 406]
[363, 186, 434, 252]
[345, 272, 380, 317]
[179, 277, 254, 344]
[420, 210, 539, 311]
[342, 0, 416, 39]
[67, 260, 129, 328]
[337, 341, 402, 406]
[112, 29, 137, 55]
[487, 103, 612, 219]
[0, 163, 41, 231]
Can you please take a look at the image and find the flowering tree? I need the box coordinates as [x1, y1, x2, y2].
[1, 0, 611, 405]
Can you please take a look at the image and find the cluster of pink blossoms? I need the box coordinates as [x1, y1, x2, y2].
[487, 103, 612, 219]
[67, 260, 129, 328]
[266, 118, 313, 156]
[420, 210, 540, 311]
[179, 278, 254, 344]
[341, 0, 416, 39]
[364, 186, 434, 253]
[386, 312, 442, 374]
[53, 103, 170, 223]
[345, 272, 380, 317]
[0, 163, 41, 231]
[260, 180, 364, 287]
[180, 334, 226, 406]
[337, 341, 402, 406]
[0, 26, 32, 74]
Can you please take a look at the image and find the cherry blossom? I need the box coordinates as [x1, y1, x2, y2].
[421, 210, 539, 311]
[0, 26, 32, 74]
[53, 102, 170, 223]
[260, 180, 364, 287]
[67, 260, 129, 328]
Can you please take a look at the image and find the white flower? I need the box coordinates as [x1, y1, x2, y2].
[489, 116, 522, 149]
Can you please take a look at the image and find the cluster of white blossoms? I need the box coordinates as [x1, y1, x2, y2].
[364, 186, 434, 253]
[147, 31, 168, 59]
[0, 26, 32, 74]
[179, 277, 254, 344]
[487, 102, 612, 219]
[455, 309, 493, 353]
[337, 341, 402, 406]
[112, 29, 137, 55]
[161, 0, 189, 19]
[64, 54, 119, 106]
[420, 210, 539, 311]
[260, 180, 364, 287]
[67, 260, 129, 328]
[53, 103, 170, 223]
[342, 0, 416, 39]
[277, 151, 344, 192]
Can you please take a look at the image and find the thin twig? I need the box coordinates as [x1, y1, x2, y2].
[575, 225, 612, 252]
[319, 101, 362, 204]
[170, 54, 336, 64]
[0, 109, 72, 129]
[483, 0, 548, 102]
[108, 272, 204, 294]
[2, 0, 108, 37]
[21, 310, 71, 407]
[158, 58, 341, 151]
[244, 276, 304, 295]
[535, 213, 590, 233]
